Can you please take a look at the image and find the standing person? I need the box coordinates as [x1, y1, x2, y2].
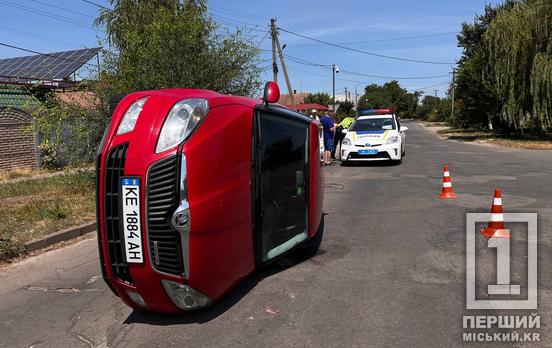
[320, 111, 336, 165]
[310, 109, 320, 121]
[333, 113, 356, 160]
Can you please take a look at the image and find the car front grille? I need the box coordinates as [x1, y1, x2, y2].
[103, 143, 133, 285]
[147, 156, 184, 276]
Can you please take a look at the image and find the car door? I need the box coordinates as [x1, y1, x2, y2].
[253, 107, 310, 264]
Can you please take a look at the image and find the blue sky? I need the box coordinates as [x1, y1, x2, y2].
[0, 0, 503, 97]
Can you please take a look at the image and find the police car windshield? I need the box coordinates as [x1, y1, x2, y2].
[350, 117, 395, 131]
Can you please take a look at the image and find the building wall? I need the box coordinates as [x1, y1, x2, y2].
[0, 108, 38, 171]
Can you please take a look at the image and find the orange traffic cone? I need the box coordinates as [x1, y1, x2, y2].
[438, 165, 457, 199]
[480, 189, 510, 238]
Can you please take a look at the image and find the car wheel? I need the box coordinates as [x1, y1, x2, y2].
[292, 215, 324, 260]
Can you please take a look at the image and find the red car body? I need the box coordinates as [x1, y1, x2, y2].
[96, 84, 324, 313]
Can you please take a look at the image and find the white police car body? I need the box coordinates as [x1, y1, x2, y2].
[341, 109, 407, 163]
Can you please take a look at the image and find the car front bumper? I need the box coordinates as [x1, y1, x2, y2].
[341, 143, 401, 161]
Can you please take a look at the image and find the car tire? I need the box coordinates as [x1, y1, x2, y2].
[293, 215, 324, 260]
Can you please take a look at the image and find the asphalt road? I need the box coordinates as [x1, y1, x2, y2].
[1, 121, 552, 347]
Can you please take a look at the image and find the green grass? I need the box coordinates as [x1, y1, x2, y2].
[0, 170, 96, 261]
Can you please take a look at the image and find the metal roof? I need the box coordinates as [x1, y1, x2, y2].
[0, 47, 100, 84]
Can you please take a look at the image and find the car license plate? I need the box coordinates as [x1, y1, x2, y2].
[121, 178, 143, 263]
[358, 149, 378, 155]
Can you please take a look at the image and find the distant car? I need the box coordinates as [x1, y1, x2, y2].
[96, 82, 325, 313]
[340, 109, 407, 163]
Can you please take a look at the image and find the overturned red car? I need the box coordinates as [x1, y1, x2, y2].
[96, 82, 325, 313]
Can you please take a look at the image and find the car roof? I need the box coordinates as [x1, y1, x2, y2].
[126, 88, 262, 109]
[357, 114, 394, 120]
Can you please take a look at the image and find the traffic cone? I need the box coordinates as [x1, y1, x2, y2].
[438, 165, 457, 199]
[480, 189, 510, 238]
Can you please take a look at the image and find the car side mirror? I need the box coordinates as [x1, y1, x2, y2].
[263, 81, 280, 106]
[341, 129, 348, 134]
[401, 126, 409, 132]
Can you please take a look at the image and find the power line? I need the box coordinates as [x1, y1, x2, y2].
[275, 51, 452, 80]
[210, 14, 266, 32]
[255, 31, 270, 48]
[82, 0, 111, 11]
[0, 26, 81, 49]
[278, 27, 456, 65]
[30, 0, 95, 19]
[288, 31, 458, 47]
[208, 3, 265, 21]
[340, 69, 450, 80]
[0, 0, 95, 30]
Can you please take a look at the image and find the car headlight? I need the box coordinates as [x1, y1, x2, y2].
[161, 280, 213, 310]
[385, 135, 399, 144]
[343, 138, 352, 146]
[117, 97, 149, 135]
[156, 98, 209, 153]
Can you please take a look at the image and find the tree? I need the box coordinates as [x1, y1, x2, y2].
[483, 0, 552, 131]
[97, 0, 262, 96]
[303, 92, 333, 107]
[416, 95, 451, 122]
[454, 1, 515, 129]
[336, 100, 354, 121]
[357, 81, 420, 119]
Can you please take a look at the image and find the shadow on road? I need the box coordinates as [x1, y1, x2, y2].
[123, 252, 318, 325]
[340, 160, 402, 167]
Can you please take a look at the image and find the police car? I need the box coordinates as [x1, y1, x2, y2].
[340, 109, 407, 163]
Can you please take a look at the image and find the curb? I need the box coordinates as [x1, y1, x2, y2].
[24, 222, 96, 252]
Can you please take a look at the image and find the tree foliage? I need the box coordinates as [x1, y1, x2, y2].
[357, 81, 420, 119]
[97, 0, 262, 96]
[483, 0, 552, 131]
[455, 0, 552, 132]
[336, 100, 354, 121]
[28, 93, 107, 165]
[415, 96, 451, 122]
[453, 3, 511, 128]
[303, 92, 333, 106]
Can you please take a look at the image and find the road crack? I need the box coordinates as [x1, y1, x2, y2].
[24, 285, 101, 293]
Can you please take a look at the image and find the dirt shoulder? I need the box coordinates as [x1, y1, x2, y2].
[419, 121, 552, 150]
[0, 170, 95, 261]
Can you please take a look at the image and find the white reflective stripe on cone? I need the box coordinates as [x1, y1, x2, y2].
[490, 213, 504, 222]
[493, 198, 502, 205]
[444, 171, 450, 177]
[443, 182, 452, 188]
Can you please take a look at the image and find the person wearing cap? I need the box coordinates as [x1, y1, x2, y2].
[310, 109, 320, 121]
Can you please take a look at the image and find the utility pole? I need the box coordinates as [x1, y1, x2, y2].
[345, 87, 348, 102]
[274, 24, 295, 107]
[451, 68, 456, 122]
[332, 64, 338, 111]
[270, 18, 278, 84]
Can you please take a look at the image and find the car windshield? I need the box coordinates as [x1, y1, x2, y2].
[350, 117, 395, 131]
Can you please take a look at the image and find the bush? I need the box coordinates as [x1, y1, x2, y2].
[38, 140, 60, 169]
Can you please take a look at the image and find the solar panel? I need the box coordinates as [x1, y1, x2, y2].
[0, 47, 100, 83]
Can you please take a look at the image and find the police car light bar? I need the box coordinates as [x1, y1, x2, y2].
[359, 109, 394, 116]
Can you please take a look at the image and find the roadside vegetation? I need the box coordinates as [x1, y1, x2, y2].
[416, 0, 552, 141]
[1, 0, 263, 261]
[0, 170, 95, 261]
